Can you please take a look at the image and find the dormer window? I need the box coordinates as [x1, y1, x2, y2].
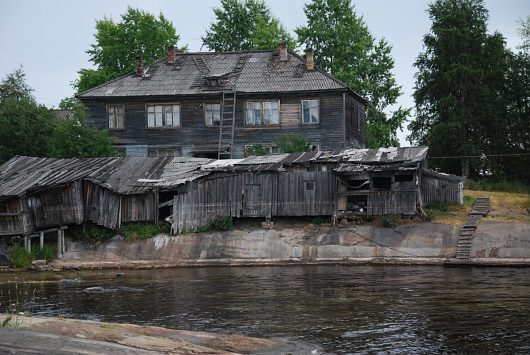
[207, 78, 223, 87]
[205, 72, 230, 88]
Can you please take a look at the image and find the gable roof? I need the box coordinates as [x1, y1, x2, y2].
[77, 50, 366, 103]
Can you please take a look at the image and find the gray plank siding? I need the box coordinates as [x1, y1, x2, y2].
[421, 175, 464, 206]
[171, 171, 336, 234]
[83, 91, 363, 157]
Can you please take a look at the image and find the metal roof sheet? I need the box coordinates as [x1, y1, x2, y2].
[77, 51, 360, 99]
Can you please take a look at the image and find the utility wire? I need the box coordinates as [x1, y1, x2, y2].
[429, 153, 530, 159]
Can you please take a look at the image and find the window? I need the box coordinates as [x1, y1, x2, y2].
[372, 177, 391, 191]
[147, 104, 180, 128]
[107, 105, 124, 129]
[347, 179, 369, 191]
[245, 101, 279, 126]
[302, 99, 319, 124]
[205, 103, 221, 126]
[148, 147, 181, 157]
[305, 181, 315, 191]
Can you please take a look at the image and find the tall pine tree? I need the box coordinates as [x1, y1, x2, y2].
[409, 0, 510, 177]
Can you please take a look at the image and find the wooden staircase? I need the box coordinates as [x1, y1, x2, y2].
[455, 197, 490, 260]
[218, 90, 236, 159]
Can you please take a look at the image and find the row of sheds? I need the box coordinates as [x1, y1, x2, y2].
[0, 147, 463, 236]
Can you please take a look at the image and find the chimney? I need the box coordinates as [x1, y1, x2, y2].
[279, 42, 288, 62]
[305, 49, 314, 71]
[167, 46, 175, 64]
[135, 56, 143, 76]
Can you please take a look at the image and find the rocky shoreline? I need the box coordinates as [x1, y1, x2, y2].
[0, 314, 318, 354]
[33, 221, 530, 270]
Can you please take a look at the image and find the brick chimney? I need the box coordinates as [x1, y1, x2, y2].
[135, 56, 143, 76]
[279, 42, 288, 62]
[167, 46, 176, 64]
[305, 49, 314, 71]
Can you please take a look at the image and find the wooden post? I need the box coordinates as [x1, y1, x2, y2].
[154, 191, 159, 226]
[57, 229, 62, 259]
[24, 235, 28, 253]
[61, 229, 65, 254]
[27, 237, 31, 254]
[39, 232, 44, 250]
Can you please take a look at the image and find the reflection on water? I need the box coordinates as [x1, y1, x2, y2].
[1, 266, 529, 354]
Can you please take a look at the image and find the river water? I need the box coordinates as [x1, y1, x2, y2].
[1, 265, 529, 354]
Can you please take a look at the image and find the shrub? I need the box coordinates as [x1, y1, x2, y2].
[423, 208, 439, 222]
[209, 215, 234, 231]
[464, 195, 476, 207]
[70, 223, 115, 243]
[276, 133, 311, 153]
[8, 245, 32, 268]
[31, 244, 56, 261]
[245, 144, 269, 157]
[425, 203, 449, 212]
[118, 223, 170, 241]
[382, 214, 397, 228]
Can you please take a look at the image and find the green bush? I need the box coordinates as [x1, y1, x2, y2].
[276, 133, 311, 153]
[382, 214, 397, 228]
[31, 244, 56, 261]
[464, 195, 476, 207]
[8, 245, 32, 268]
[70, 223, 115, 243]
[423, 208, 439, 222]
[195, 216, 234, 233]
[118, 223, 170, 241]
[245, 144, 269, 157]
[465, 179, 529, 193]
[425, 203, 449, 212]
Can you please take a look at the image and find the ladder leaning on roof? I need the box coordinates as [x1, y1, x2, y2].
[218, 90, 236, 159]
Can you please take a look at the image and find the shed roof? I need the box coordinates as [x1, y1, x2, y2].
[77, 50, 366, 102]
[0, 156, 212, 198]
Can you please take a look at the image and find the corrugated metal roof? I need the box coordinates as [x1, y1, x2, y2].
[0, 156, 212, 198]
[77, 51, 362, 99]
[338, 147, 428, 164]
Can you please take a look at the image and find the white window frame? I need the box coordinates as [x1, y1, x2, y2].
[146, 103, 180, 128]
[107, 105, 124, 129]
[244, 100, 280, 126]
[301, 99, 320, 124]
[204, 103, 221, 126]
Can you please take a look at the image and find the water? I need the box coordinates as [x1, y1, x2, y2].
[1, 265, 529, 354]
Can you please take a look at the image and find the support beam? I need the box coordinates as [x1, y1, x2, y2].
[24, 235, 28, 253]
[39, 232, 44, 250]
[57, 229, 62, 259]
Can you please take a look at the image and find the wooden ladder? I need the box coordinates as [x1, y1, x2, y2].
[218, 90, 236, 159]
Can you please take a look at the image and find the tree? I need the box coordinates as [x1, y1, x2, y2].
[0, 69, 56, 162]
[276, 133, 311, 153]
[203, 0, 296, 52]
[47, 97, 117, 158]
[409, 0, 512, 177]
[296, 0, 409, 148]
[0, 67, 33, 102]
[75, 7, 186, 93]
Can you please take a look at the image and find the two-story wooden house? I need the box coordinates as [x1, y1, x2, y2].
[78, 44, 367, 159]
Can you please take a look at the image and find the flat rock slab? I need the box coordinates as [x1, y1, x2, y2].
[0, 314, 316, 354]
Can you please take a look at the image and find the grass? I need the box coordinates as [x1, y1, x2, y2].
[429, 189, 530, 225]
[31, 244, 56, 261]
[118, 223, 171, 241]
[7, 245, 32, 269]
[465, 179, 529, 194]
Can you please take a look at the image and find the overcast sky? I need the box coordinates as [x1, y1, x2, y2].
[0, 0, 528, 145]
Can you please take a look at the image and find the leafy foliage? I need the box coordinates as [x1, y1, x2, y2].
[296, 0, 409, 147]
[203, 0, 295, 51]
[118, 223, 171, 241]
[381, 214, 397, 228]
[47, 97, 117, 158]
[75, 7, 186, 93]
[196, 216, 234, 233]
[409, 0, 529, 184]
[69, 223, 116, 243]
[0, 69, 56, 163]
[244, 144, 269, 157]
[7, 245, 32, 269]
[276, 133, 311, 153]
[31, 245, 56, 261]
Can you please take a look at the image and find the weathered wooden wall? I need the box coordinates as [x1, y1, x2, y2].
[26, 181, 84, 229]
[0, 198, 25, 235]
[83, 90, 365, 157]
[84, 183, 122, 229]
[121, 193, 156, 223]
[366, 191, 416, 215]
[421, 173, 463, 206]
[172, 171, 336, 234]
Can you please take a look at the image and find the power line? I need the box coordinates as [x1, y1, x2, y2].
[429, 153, 530, 159]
